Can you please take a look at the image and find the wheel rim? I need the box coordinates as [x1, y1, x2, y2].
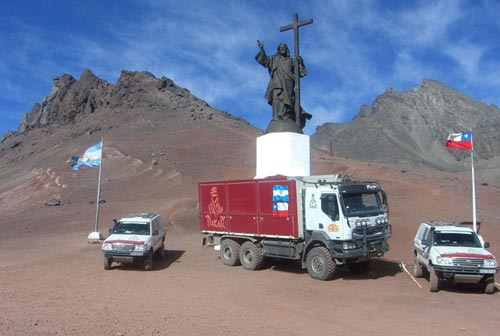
[243, 249, 253, 264]
[223, 247, 232, 260]
[311, 256, 324, 273]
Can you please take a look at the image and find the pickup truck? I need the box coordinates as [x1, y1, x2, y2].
[413, 221, 497, 293]
[101, 213, 166, 271]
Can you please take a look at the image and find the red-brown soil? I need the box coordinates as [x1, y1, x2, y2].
[1, 147, 499, 335]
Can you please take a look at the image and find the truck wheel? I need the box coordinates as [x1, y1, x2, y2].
[239, 241, 265, 270]
[221, 239, 241, 266]
[413, 255, 423, 278]
[429, 266, 439, 292]
[484, 276, 495, 294]
[348, 260, 373, 275]
[306, 246, 336, 281]
[144, 251, 153, 271]
[104, 256, 112, 270]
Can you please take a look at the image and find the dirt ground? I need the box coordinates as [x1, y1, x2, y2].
[1, 161, 500, 336]
[1, 118, 499, 335]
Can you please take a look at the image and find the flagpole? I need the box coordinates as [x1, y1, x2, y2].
[94, 137, 103, 233]
[471, 141, 477, 233]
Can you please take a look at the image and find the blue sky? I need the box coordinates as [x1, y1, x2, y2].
[2, 0, 500, 136]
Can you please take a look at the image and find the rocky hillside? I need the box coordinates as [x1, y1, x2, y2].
[0, 69, 262, 231]
[311, 80, 500, 174]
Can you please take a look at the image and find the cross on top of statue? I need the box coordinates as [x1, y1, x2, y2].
[256, 13, 313, 134]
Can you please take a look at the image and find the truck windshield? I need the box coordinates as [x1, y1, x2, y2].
[341, 192, 383, 217]
[433, 232, 482, 248]
[112, 223, 150, 235]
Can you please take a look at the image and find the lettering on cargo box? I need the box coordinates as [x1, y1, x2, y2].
[206, 186, 226, 229]
[272, 184, 289, 218]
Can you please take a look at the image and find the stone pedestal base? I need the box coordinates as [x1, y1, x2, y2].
[255, 132, 310, 178]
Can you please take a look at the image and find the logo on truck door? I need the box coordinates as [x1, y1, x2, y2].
[205, 186, 226, 229]
[272, 184, 289, 218]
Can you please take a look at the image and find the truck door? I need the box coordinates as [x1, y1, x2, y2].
[304, 191, 342, 239]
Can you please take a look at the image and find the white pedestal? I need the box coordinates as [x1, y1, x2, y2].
[255, 132, 310, 179]
[87, 231, 104, 243]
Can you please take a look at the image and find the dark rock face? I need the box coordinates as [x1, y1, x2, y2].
[14, 69, 212, 135]
[311, 79, 500, 170]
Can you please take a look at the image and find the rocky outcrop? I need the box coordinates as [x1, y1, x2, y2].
[15, 69, 212, 135]
[311, 80, 500, 170]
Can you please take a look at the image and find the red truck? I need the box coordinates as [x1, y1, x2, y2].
[199, 175, 391, 280]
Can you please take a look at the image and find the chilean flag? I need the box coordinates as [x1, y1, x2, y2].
[445, 131, 473, 151]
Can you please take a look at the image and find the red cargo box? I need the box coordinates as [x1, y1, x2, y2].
[199, 177, 299, 238]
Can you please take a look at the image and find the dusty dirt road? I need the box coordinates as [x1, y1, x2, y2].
[1, 220, 499, 336]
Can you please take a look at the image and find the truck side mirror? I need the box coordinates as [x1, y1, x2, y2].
[108, 228, 113, 234]
[153, 230, 159, 236]
[484, 242, 490, 248]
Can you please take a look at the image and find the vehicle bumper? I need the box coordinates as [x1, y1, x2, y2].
[433, 265, 497, 283]
[328, 224, 390, 259]
[103, 251, 148, 263]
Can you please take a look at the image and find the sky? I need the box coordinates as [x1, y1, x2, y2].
[2, 0, 500, 136]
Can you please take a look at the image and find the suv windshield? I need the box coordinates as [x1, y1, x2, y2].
[341, 192, 383, 217]
[113, 222, 150, 235]
[433, 231, 482, 248]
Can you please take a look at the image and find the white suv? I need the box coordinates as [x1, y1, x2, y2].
[413, 221, 497, 293]
[102, 213, 166, 271]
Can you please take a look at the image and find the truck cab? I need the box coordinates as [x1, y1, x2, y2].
[301, 177, 390, 274]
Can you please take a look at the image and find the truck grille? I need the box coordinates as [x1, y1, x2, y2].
[113, 244, 134, 252]
[453, 258, 483, 268]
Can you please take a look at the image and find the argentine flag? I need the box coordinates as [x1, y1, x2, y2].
[72, 141, 102, 171]
[272, 184, 289, 202]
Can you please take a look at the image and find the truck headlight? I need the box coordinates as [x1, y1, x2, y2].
[436, 256, 453, 266]
[484, 259, 497, 267]
[343, 242, 357, 250]
[102, 243, 113, 251]
[134, 244, 146, 251]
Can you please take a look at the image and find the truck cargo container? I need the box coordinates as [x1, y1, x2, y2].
[199, 175, 391, 280]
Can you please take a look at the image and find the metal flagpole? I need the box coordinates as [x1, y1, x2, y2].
[471, 144, 477, 233]
[94, 137, 103, 233]
[88, 137, 104, 242]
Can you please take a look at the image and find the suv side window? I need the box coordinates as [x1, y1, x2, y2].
[417, 226, 428, 241]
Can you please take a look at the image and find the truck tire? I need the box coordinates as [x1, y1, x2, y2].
[144, 251, 153, 271]
[348, 260, 373, 275]
[306, 246, 336, 281]
[484, 276, 495, 294]
[221, 239, 241, 266]
[429, 266, 439, 292]
[413, 255, 423, 278]
[104, 256, 112, 270]
[239, 241, 265, 270]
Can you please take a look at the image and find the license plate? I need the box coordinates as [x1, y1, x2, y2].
[480, 269, 496, 274]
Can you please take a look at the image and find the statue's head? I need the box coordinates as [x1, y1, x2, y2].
[277, 43, 290, 57]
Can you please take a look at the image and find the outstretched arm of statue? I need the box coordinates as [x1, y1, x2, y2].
[255, 40, 268, 65]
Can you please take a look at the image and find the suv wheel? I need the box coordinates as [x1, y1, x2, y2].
[144, 251, 153, 271]
[429, 266, 439, 292]
[104, 256, 112, 270]
[413, 255, 423, 278]
[484, 275, 495, 294]
[155, 242, 165, 260]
